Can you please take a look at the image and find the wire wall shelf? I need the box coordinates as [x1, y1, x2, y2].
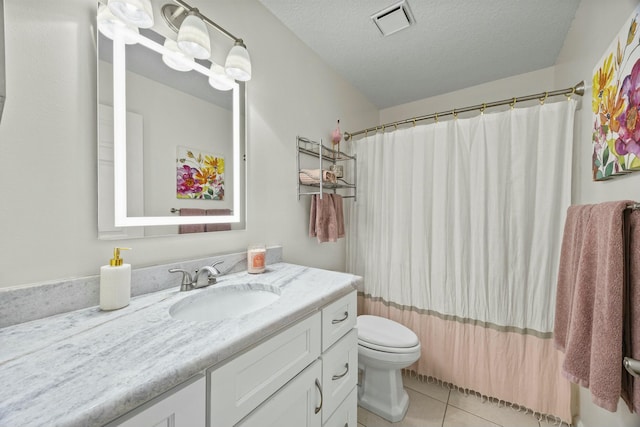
[296, 136, 357, 201]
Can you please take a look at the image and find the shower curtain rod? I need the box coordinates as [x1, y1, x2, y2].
[344, 80, 585, 141]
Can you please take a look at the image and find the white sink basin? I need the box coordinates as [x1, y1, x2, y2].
[169, 283, 281, 322]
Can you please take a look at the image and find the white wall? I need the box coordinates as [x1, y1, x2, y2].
[380, 0, 640, 425]
[0, 0, 377, 289]
[555, 0, 640, 206]
[554, 0, 640, 426]
[380, 66, 556, 124]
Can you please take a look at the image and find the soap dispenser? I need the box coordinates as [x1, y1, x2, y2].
[100, 247, 131, 311]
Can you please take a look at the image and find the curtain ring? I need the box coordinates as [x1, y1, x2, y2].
[510, 97, 517, 109]
[382, 125, 385, 132]
[480, 103, 486, 115]
[539, 92, 548, 105]
[453, 109, 458, 119]
[566, 87, 575, 100]
[365, 129, 368, 137]
[435, 113, 439, 123]
[412, 118, 416, 127]
[394, 123, 398, 130]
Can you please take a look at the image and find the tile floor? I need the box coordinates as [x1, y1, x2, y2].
[357, 374, 561, 427]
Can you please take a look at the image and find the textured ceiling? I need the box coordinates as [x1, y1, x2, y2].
[258, 0, 581, 109]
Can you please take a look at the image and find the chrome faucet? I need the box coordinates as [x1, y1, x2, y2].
[169, 261, 224, 291]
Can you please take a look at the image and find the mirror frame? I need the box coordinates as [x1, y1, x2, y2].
[110, 29, 242, 227]
[0, 0, 5, 122]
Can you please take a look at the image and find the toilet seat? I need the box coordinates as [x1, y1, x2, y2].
[357, 315, 419, 353]
[358, 339, 420, 354]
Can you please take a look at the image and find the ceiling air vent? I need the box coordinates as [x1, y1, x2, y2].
[371, 0, 415, 37]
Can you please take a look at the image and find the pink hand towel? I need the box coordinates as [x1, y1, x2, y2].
[333, 194, 345, 239]
[554, 201, 631, 411]
[178, 208, 206, 234]
[309, 194, 339, 243]
[309, 195, 317, 238]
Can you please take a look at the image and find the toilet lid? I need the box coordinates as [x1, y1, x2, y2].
[357, 315, 419, 348]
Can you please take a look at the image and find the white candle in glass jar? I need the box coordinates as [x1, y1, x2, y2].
[247, 244, 266, 274]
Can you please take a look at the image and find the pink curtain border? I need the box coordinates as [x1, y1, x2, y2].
[359, 295, 573, 424]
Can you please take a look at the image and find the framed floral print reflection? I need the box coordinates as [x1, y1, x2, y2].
[176, 146, 225, 200]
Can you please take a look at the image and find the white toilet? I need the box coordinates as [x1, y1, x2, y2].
[357, 315, 421, 422]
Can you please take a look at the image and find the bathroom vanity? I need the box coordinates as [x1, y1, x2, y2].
[0, 262, 360, 427]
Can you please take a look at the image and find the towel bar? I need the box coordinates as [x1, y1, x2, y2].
[624, 357, 640, 377]
[170, 208, 234, 214]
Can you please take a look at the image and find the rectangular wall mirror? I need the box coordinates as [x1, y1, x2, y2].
[97, 4, 246, 239]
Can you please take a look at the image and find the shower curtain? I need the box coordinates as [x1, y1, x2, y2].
[347, 100, 577, 423]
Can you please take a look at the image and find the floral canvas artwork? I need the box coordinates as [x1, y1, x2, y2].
[592, 4, 640, 180]
[176, 146, 225, 200]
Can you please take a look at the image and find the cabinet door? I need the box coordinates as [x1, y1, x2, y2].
[321, 292, 356, 351]
[323, 387, 357, 427]
[108, 375, 205, 427]
[237, 360, 322, 427]
[321, 329, 358, 422]
[209, 313, 321, 426]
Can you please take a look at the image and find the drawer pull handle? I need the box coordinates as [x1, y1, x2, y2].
[332, 311, 349, 324]
[332, 363, 349, 380]
[315, 378, 323, 414]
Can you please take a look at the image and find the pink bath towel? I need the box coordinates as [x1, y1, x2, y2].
[205, 209, 232, 232]
[554, 204, 594, 351]
[624, 209, 640, 412]
[178, 208, 206, 234]
[554, 201, 631, 411]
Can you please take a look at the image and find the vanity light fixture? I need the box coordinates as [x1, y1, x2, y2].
[97, 4, 140, 45]
[176, 9, 211, 59]
[161, 0, 252, 82]
[107, 0, 154, 29]
[225, 39, 252, 82]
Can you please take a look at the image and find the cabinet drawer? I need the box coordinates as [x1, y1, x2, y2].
[209, 312, 321, 427]
[237, 359, 322, 427]
[107, 375, 205, 427]
[321, 328, 358, 423]
[321, 291, 357, 352]
[323, 386, 357, 427]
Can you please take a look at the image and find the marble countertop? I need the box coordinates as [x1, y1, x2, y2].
[0, 263, 361, 427]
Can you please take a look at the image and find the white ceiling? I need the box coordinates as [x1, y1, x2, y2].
[258, 0, 581, 109]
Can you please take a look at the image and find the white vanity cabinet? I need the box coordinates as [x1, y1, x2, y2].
[106, 375, 206, 427]
[209, 312, 322, 426]
[320, 329, 358, 424]
[210, 290, 358, 427]
[107, 291, 357, 427]
[236, 359, 323, 427]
